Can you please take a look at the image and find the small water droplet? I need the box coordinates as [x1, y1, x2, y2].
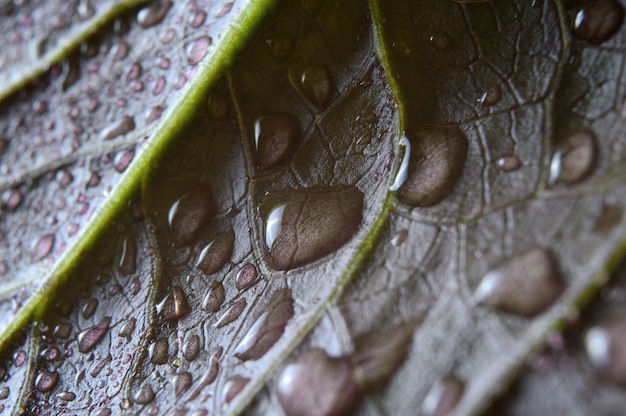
[234, 289, 294, 361]
[300, 65, 333, 107]
[4, 189, 22, 212]
[174, 372, 192, 397]
[77, 317, 111, 353]
[254, 114, 300, 170]
[236, 263, 258, 291]
[168, 186, 217, 246]
[157, 286, 191, 322]
[497, 155, 522, 172]
[549, 130, 596, 185]
[62, 59, 80, 90]
[196, 230, 235, 274]
[0, 387, 8, 400]
[215, 2, 233, 17]
[277, 349, 358, 416]
[214, 298, 247, 328]
[584, 318, 626, 384]
[207, 92, 229, 120]
[40, 346, 60, 361]
[82, 298, 98, 319]
[119, 318, 136, 339]
[35, 370, 59, 392]
[202, 281, 225, 313]
[99, 116, 136, 141]
[473, 247, 564, 317]
[390, 135, 410, 191]
[153, 76, 166, 95]
[56, 391, 76, 401]
[479, 84, 501, 107]
[221, 376, 249, 404]
[127, 63, 142, 80]
[422, 376, 464, 416]
[396, 124, 468, 207]
[190, 10, 207, 28]
[182, 334, 200, 361]
[53, 323, 72, 339]
[186, 36, 212, 65]
[134, 384, 155, 405]
[32, 234, 55, 262]
[112, 41, 129, 61]
[429, 33, 451, 50]
[13, 350, 26, 367]
[391, 229, 408, 247]
[150, 339, 169, 365]
[266, 35, 293, 61]
[593, 203, 624, 233]
[264, 186, 363, 271]
[114, 148, 135, 173]
[137, 1, 173, 28]
[118, 236, 137, 276]
[573, 0, 624, 45]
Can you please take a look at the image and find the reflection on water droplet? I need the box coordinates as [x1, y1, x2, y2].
[254, 114, 300, 171]
[77, 317, 111, 353]
[99, 116, 136, 141]
[35, 370, 59, 392]
[157, 286, 191, 322]
[182, 334, 200, 361]
[277, 349, 358, 416]
[267, 35, 293, 61]
[234, 289, 294, 361]
[265, 205, 286, 250]
[187, 36, 212, 66]
[174, 372, 192, 397]
[202, 281, 225, 313]
[236, 263, 258, 291]
[150, 339, 169, 365]
[221, 375, 249, 404]
[300, 65, 333, 107]
[168, 186, 217, 246]
[585, 317, 626, 385]
[138, 1, 173, 28]
[396, 124, 468, 207]
[422, 376, 464, 416]
[264, 186, 363, 271]
[214, 298, 247, 328]
[479, 85, 501, 107]
[573, 0, 624, 45]
[390, 135, 410, 191]
[473, 248, 564, 317]
[549, 130, 596, 185]
[207, 92, 229, 120]
[196, 230, 235, 274]
[497, 155, 522, 172]
[134, 384, 155, 405]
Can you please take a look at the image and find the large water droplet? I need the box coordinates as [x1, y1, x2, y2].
[214, 298, 247, 328]
[134, 384, 155, 405]
[35, 370, 59, 392]
[254, 114, 300, 171]
[234, 289, 294, 361]
[182, 334, 200, 361]
[149, 339, 169, 365]
[573, 0, 624, 45]
[168, 186, 217, 246]
[585, 317, 626, 385]
[221, 376, 249, 404]
[236, 263, 258, 291]
[174, 372, 192, 397]
[390, 135, 410, 191]
[137, 1, 173, 28]
[300, 65, 333, 107]
[99, 116, 136, 141]
[396, 124, 468, 207]
[549, 130, 596, 185]
[196, 230, 235, 274]
[202, 281, 225, 313]
[157, 286, 191, 322]
[187, 36, 212, 65]
[264, 186, 363, 271]
[276, 349, 358, 416]
[473, 248, 564, 317]
[422, 376, 464, 416]
[77, 317, 111, 353]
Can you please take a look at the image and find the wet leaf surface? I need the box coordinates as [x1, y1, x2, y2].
[1, 0, 626, 415]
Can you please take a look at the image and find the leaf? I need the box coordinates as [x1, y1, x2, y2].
[1, 0, 626, 415]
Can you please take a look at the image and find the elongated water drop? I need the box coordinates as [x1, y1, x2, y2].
[168, 186, 217, 246]
[77, 317, 111, 353]
[214, 299, 247, 328]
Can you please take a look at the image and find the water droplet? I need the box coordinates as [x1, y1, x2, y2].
[13, 350, 26, 367]
[32, 234, 55, 262]
[153, 76, 166, 95]
[99, 116, 136, 141]
[0, 387, 8, 400]
[202, 281, 225, 313]
[277, 349, 358, 416]
[190, 10, 207, 28]
[593, 203, 624, 233]
[391, 229, 408, 247]
[214, 298, 247, 328]
[127, 63, 142, 80]
[168, 186, 217, 246]
[174, 372, 192, 397]
[422, 377, 464, 416]
[186, 36, 212, 65]
[157, 286, 191, 322]
[112, 41, 129, 61]
[396, 124, 469, 207]
[300, 65, 333, 107]
[138, 1, 173, 28]
[207, 92, 229, 120]
[196, 230, 235, 274]
[62, 59, 80, 90]
[118, 236, 137, 276]
[35, 370, 59, 392]
[215, 2, 233, 17]
[254, 114, 300, 170]
[150, 339, 169, 365]
[5, 189, 22, 212]
[236, 263, 257, 291]
[479, 84, 501, 107]
[87, 172, 101, 188]
[134, 384, 155, 405]
[549, 130, 596, 185]
[182, 334, 200, 361]
[573, 0, 624, 45]
[40, 346, 60, 361]
[473, 248, 564, 317]
[114, 148, 135, 173]
[82, 298, 98, 319]
[266, 35, 293, 61]
[429, 33, 451, 50]
[234, 289, 294, 361]
[187, 348, 221, 400]
[390, 135, 410, 191]
[221, 376, 249, 404]
[497, 155, 522, 172]
[119, 318, 136, 339]
[77, 316, 111, 353]
[264, 186, 363, 271]
[56, 391, 76, 402]
[53, 323, 72, 339]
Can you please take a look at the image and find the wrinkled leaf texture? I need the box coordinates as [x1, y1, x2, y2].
[1, 0, 626, 415]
